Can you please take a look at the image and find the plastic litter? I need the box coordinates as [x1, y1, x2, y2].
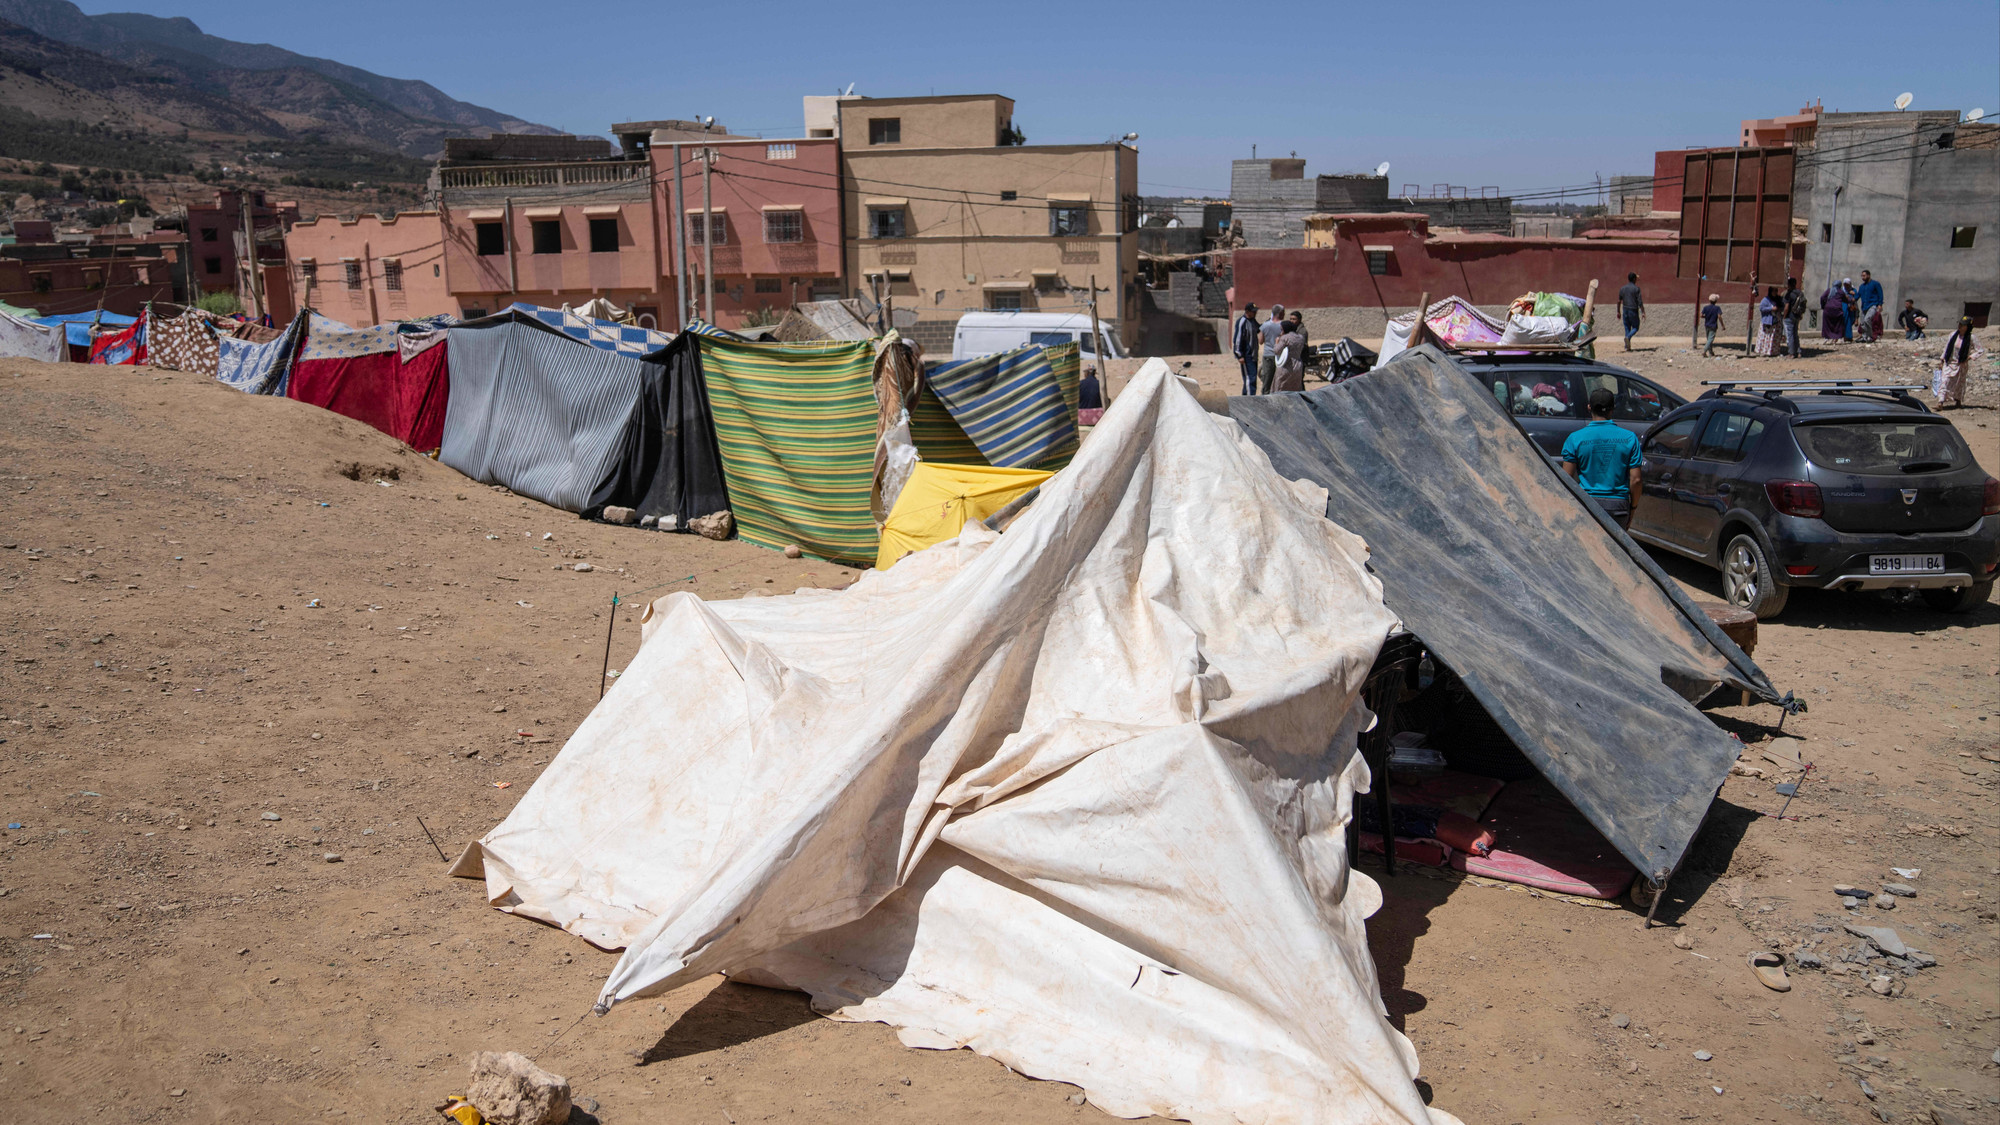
[437, 1095, 484, 1125]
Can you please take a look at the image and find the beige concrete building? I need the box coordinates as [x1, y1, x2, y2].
[837, 94, 1139, 352]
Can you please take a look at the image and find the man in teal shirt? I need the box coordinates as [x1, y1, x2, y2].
[1560, 388, 1643, 528]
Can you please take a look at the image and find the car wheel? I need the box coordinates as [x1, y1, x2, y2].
[1920, 581, 1992, 614]
[1721, 534, 1789, 619]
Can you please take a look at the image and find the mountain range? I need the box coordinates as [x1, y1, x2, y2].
[0, 0, 559, 158]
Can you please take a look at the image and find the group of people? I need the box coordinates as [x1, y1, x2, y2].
[1819, 271, 1888, 343]
[1230, 302, 1309, 395]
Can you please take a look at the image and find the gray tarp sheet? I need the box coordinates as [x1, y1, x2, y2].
[441, 314, 646, 513]
[1228, 345, 1780, 883]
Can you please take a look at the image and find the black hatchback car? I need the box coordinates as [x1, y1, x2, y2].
[1627, 382, 2000, 618]
[1450, 353, 1686, 456]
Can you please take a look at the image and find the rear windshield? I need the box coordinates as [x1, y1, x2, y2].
[1795, 420, 1973, 475]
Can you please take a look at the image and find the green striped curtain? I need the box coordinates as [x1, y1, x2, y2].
[696, 336, 880, 565]
[906, 341, 1081, 471]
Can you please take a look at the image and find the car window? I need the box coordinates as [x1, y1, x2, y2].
[1583, 373, 1676, 421]
[1643, 415, 1700, 457]
[1029, 332, 1069, 350]
[1486, 371, 1581, 418]
[1794, 420, 1972, 475]
[1693, 411, 1766, 463]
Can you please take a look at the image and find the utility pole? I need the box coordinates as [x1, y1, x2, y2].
[671, 142, 689, 331]
[1087, 273, 1105, 394]
[699, 146, 717, 325]
[239, 190, 265, 319]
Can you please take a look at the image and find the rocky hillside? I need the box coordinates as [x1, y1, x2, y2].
[0, 0, 558, 156]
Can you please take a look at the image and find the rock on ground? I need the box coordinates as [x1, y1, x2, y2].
[467, 1051, 572, 1125]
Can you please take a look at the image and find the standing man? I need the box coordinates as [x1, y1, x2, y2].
[1561, 388, 1643, 529]
[1231, 301, 1260, 396]
[1700, 293, 1725, 356]
[1854, 269, 1884, 343]
[1617, 272, 1643, 351]
[1259, 302, 1286, 394]
[1782, 277, 1806, 357]
[1897, 299, 1928, 340]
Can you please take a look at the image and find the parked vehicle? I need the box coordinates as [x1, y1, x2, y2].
[950, 312, 1124, 362]
[1449, 353, 1687, 456]
[1626, 381, 1999, 618]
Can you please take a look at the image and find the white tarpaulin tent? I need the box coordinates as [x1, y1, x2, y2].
[454, 361, 1459, 1125]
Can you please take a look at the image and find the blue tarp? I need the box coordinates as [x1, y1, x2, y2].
[35, 311, 138, 348]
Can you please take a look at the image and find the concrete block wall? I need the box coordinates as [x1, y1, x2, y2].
[1231, 159, 1317, 249]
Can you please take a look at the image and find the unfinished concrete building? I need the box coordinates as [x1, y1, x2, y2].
[1230, 160, 1511, 247]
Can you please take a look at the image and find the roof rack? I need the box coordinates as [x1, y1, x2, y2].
[1697, 379, 1932, 413]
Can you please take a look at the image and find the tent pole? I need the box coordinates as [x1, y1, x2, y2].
[599, 593, 619, 700]
[672, 143, 689, 332]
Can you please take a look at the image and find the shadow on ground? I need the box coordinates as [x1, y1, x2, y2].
[640, 982, 821, 1064]
[1643, 546, 1998, 634]
[1362, 860, 1453, 1033]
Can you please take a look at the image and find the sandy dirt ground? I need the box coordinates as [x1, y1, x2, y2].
[2, 330, 1996, 1125]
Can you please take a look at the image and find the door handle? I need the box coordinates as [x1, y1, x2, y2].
[1717, 483, 1733, 495]
[1658, 472, 1675, 481]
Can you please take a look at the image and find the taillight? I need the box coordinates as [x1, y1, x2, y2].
[1984, 476, 1999, 516]
[1786, 565, 1817, 576]
[1765, 479, 1824, 518]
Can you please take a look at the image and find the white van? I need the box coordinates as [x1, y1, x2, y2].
[950, 312, 1124, 363]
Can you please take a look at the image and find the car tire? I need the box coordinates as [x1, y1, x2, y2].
[1920, 581, 1992, 614]
[1721, 533, 1789, 619]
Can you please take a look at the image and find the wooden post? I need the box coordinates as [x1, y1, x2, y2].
[1410, 291, 1431, 349]
[1579, 278, 1598, 343]
[1087, 272, 1107, 398]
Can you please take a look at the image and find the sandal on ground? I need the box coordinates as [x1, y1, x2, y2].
[1749, 951, 1791, 992]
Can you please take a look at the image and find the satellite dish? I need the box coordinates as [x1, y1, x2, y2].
[1894, 92, 1913, 110]
[1374, 161, 1391, 178]
[1967, 108, 1987, 122]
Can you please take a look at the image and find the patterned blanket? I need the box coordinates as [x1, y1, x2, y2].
[696, 335, 880, 565]
[920, 344, 1078, 469]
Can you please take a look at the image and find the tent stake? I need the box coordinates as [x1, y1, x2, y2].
[599, 593, 619, 700]
[415, 814, 448, 863]
[1640, 872, 1670, 929]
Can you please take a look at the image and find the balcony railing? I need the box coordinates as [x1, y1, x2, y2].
[440, 161, 649, 189]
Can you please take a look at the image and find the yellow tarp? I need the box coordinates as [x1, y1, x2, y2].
[875, 462, 1051, 570]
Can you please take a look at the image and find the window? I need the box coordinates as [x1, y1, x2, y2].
[1643, 415, 1700, 458]
[1488, 372, 1580, 418]
[588, 217, 619, 253]
[766, 143, 796, 161]
[868, 118, 900, 145]
[133, 265, 150, 285]
[1000, 190, 1018, 201]
[203, 257, 222, 274]
[1365, 251, 1389, 275]
[753, 277, 782, 294]
[987, 291, 1023, 311]
[763, 210, 803, 243]
[342, 259, 361, 290]
[1965, 301, 1991, 328]
[1049, 204, 1088, 237]
[1850, 224, 1864, 245]
[82, 268, 102, 291]
[461, 307, 488, 319]
[1583, 374, 1677, 421]
[1033, 273, 1061, 294]
[200, 227, 218, 242]
[474, 221, 505, 256]
[1820, 222, 1832, 243]
[299, 259, 317, 282]
[1951, 225, 1977, 249]
[383, 259, 402, 292]
[1795, 420, 1969, 475]
[531, 219, 562, 254]
[29, 272, 51, 294]
[1692, 411, 1766, 463]
[868, 207, 905, 239]
[687, 214, 728, 246]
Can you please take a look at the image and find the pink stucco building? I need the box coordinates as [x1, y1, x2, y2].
[650, 135, 844, 326]
[284, 210, 455, 327]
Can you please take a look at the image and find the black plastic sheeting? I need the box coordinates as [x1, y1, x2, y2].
[583, 332, 731, 527]
[1228, 345, 1780, 884]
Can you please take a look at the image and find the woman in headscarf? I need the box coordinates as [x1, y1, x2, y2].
[1754, 286, 1780, 357]
[1819, 282, 1848, 341]
[1271, 314, 1307, 393]
[1931, 317, 1984, 408]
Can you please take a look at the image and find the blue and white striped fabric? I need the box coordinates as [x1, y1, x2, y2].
[687, 319, 747, 341]
[440, 316, 648, 512]
[922, 344, 1078, 469]
[507, 302, 672, 359]
[215, 313, 304, 396]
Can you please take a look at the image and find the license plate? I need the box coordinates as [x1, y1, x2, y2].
[1869, 553, 1944, 574]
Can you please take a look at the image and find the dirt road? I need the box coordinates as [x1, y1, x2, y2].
[3, 342, 1995, 1124]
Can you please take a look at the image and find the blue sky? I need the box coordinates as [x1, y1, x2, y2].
[89, 0, 2000, 199]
